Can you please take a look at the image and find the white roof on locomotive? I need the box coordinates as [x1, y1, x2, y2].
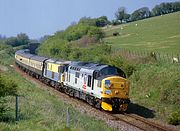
[69, 61, 108, 74]
[45, 58, 71, 65]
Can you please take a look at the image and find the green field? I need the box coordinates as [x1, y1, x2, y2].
[104, 12, 180, 53]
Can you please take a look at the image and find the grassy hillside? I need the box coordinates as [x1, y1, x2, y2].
[129, 63, 180, 125]
[104, 12, 180, 53]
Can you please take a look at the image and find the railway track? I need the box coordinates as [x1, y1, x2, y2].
[105, 112, 178, 131]
[14, 65, 179, 131]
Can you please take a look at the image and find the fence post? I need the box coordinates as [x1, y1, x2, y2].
[166, 53, 169, 63]
[172, 52, 174, 63]
[66, 107, 70, 127]
[163, 52, 165, 62]
[178, 54, 180, 63]
[15, 95, 19, 121]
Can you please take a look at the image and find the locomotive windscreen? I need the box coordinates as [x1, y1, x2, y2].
[95, 66, 126, 79]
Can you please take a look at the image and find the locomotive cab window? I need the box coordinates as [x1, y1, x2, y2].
[99, 67, 126, 78]
[59, 66, 65, 73]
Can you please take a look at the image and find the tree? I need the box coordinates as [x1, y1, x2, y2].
[79, 17, 96, 26]
[172, 2, 180, 12]
[124, 14, 131, 22]
[152, 2, 180, 16]
[95, 16, 109, 27]
[16, 33, 29, 45]
[115, 7, 127, 23]
[5, 37, 18, 47]
[5, 33, 29, 47]
[131, 7, 151, 21]
[87, 26, 105, 40]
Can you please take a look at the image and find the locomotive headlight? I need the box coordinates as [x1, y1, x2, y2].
[105, 80, 111, 88]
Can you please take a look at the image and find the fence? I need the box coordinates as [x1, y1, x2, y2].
[112, 48, 180, 63]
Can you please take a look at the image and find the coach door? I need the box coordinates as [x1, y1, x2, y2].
[87, 74, 95, 91]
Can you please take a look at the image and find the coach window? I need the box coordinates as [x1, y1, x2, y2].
[87, 75, 92, 87]
[75, 72, 80, 78]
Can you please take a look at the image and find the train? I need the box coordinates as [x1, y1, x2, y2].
[15, 49, 130, 112]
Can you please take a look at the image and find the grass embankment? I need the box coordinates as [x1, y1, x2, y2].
[129, 63, 180, 125]
[103, 11, 180, 53]
[0, 48, 113, 130]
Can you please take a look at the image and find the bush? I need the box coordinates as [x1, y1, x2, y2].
[0, 73, 17, 119]
[168, 110, 180, 125]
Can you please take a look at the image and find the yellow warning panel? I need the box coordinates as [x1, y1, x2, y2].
[101, 102, 112, 111]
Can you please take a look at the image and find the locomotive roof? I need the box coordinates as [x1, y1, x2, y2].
[46, 58, 71, 65]
[70, 61, 108, 71]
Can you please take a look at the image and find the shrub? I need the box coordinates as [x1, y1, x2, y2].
[0, 73, 17, 119]
[168, 110, 180, 125]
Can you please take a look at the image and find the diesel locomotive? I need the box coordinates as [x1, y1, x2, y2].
[15, 49, 130, 111]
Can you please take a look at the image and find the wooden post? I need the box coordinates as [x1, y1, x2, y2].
[172, 52, 174, 63]
[66, 107, 70, 127]
[166, 53, 169, 63]
[15, 95, 19, 121]
[158, 53, 161, 62]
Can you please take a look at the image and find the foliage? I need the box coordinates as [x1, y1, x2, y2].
[112, 1, 180, 24]
[0, 74, 17, 97]
[131, 7, 151, 21]
[0, 42, 10, 51]
[130, 63, 180, 123]
[168, 109, 180, 125]
[152, 2, 180, 16]
[0, 73, 17, 119]
[79, 16, 109, 27]
[111, 20, 121, 25]
[95, 16, 110, 27]
[115, 7, 130, 23]
[54, 22, 104, 42]
[5, 33, 29, 47]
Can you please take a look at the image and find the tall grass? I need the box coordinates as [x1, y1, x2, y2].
[129, 63, 180, 124]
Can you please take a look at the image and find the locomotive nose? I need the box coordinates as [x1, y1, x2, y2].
[101, 76, 130, 111]
[101, 76, 129, 98]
